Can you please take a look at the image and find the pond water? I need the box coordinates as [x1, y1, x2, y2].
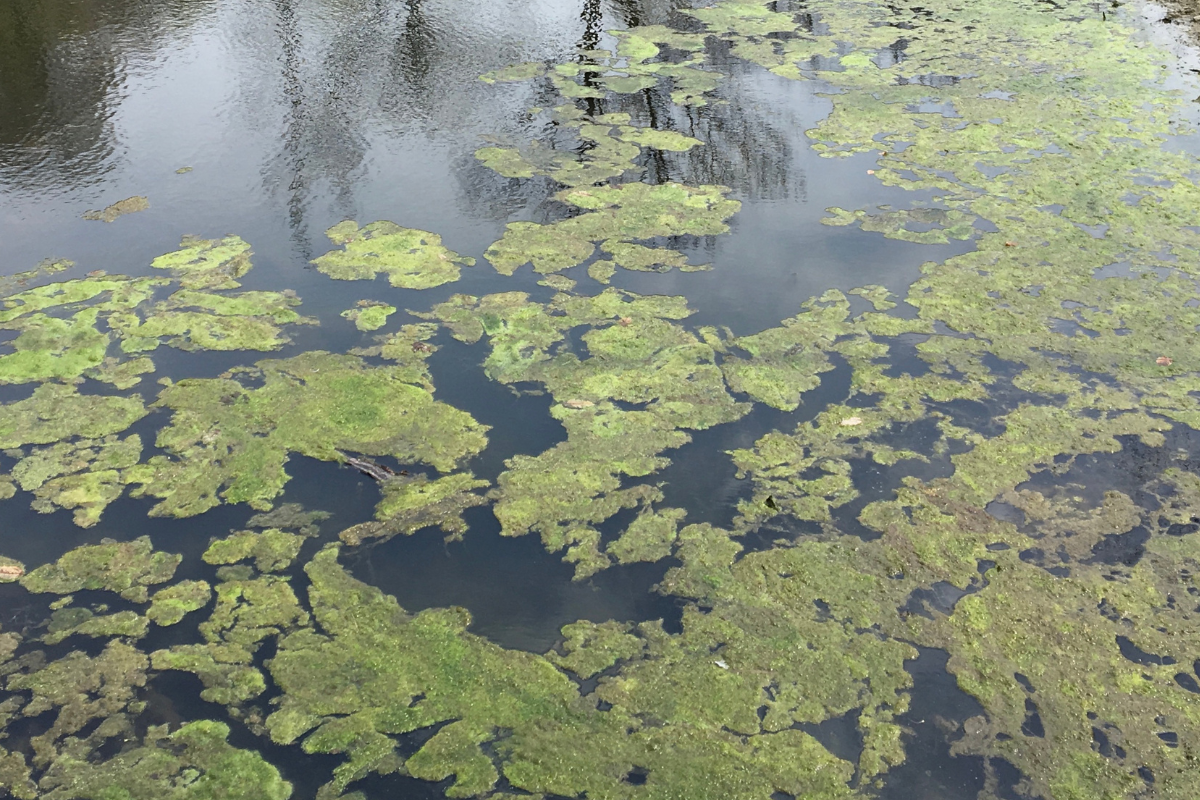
[2, 0, 1200, 797]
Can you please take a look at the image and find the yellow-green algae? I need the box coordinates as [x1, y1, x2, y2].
[475, 104, 702, 188]
[10, 435, 142, 527]
[42, 607, 148, 645]
[0, 254, 315, 386]
[128, 351, 489, 517]
[203, 529, 308, 572]
[2, 0, 1200, 792]
[339, 472, 490, 546]
[152, 572, 310, 706]
[109, 289, 314, 353]
[21, 537, 180, 602]
[151, 235, 253, 290]
[35, 720, 291, 800]
[147, 579, 213, 625]
[484, 183, 738, 277]
[442, 0, 1200, 790]
[313, 221, 474, 289]
[264, 546, 857, 799]
[420, 288, 748, 576]
[0, 620, 290, 800]
[341, 300, 396, 331]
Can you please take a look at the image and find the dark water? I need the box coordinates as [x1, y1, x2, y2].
[0, 0, 964, 624]
[4, 0, 1197, 797]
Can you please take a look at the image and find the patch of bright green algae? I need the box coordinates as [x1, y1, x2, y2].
[484, 182, 738, 277]
[2, 0, 1200, 793]
[420, 288, 748, 576]
[341, 300, 396, 331]
[110, 289, 314, 354]
[264, 546, 857, 799]
[21, 536, 180, 602]
[0, 383, 140, 450]
[10, 434, 142, 527]
[128, 351, 489, 517]
[153, 572, 310, 706]
[204, 529, 308, 572]
[147, 579, 213, 625]
[151, 235, 253, 290]
[36, 720, 291, 800]
[313, 221, 474, 289]
[340, 472, 490, 545]
[475, 104, 703, 189]
[448, 0, 1200, 788]
[0, 242, 313, 389]
[0, 622, 290, 800]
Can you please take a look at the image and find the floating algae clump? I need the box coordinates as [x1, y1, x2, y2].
[153, 574, 310, 705]
[109, 289, 314, 353]
[0, 384, 145, 450]
[5, 640, 148, 771]
[313, 221, 474, 289]
[546, 620, 644, 679]
[822, 206, 975, 244]
[606, 506, 686, 564]
[341, 300, 396, 331]
[0, 610, 289, 800]
[9, 434, 142, 527]
[203, 529, 308, 572]
[484, 183, 739, 276]
[0, 308, 111, 385]
[245, 502, 330, 536]
[42, 607, 148, 645]
[339, 472, 490, 546]
[475, 104, 702, 188]
[0, 275, 165, 325]
[266, 546, 857, 799]
[21, 537, 180, 602]
[82, 195, 149, 223]
[0, 249, 313, 388]
[36, 720, 291, 800]
[147, 579, 213, 626]
[151, 234, 254, 290]
[421, 288, 747, 575]
[129, 351, 489, 517]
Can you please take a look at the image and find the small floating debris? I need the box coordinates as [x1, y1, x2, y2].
[0, 562, 25, 582]
[841, 416, 863, 426]
[176, 166, 193, 174]
[83, 195, 149, 223]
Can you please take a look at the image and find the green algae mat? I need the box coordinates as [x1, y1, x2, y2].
[3, 0, 1200, 797]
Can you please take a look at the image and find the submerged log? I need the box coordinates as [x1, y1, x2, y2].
[343, 454, 398, 482]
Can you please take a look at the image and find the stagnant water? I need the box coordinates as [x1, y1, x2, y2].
[2, 0, 1200, 797]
